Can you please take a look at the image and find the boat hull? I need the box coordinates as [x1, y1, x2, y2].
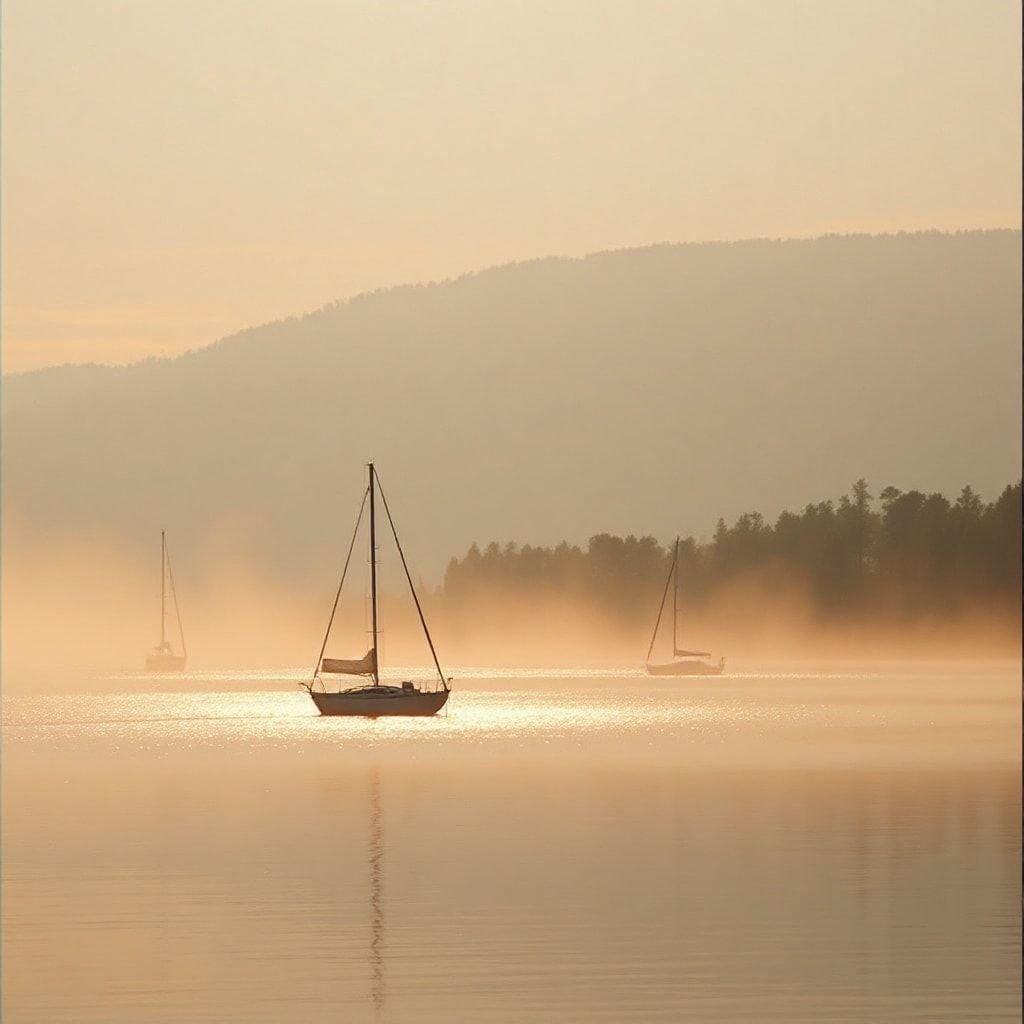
[646, 660, 723, 677]
[311, 688, 450, 718]
[145, 653, 187, 672]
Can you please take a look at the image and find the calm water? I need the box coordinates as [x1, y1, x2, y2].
[3, 665, 1021, 1022]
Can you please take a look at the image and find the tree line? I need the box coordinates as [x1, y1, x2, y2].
[442, 480, 1022, 625]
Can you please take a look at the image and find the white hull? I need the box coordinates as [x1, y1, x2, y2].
[646, 660, 724, 677]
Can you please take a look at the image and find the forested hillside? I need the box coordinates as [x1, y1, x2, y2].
[443, 479, 1022, 630]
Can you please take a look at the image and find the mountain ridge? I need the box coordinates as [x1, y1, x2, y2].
[4, 228, 1020, 584]
[6, 228, 1014, 382]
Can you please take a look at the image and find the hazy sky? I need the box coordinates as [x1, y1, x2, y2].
[3, 0, 1021, 373]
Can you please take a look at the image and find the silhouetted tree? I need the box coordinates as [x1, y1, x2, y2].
[443, 479, 1022, 625]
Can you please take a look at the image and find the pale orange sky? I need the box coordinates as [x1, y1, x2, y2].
[3, 0, 1021, 373]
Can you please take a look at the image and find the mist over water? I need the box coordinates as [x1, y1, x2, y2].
[3, 524, 1020, 686]
[3, 665, 1020, 1022]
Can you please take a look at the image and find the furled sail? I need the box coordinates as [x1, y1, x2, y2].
[674, 648, 711, 658]
[322, 648, 377, 676]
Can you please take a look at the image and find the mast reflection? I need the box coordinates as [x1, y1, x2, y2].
[368, 769, 385, 1015]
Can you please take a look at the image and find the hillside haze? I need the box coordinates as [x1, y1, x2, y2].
[3, 230, 1020, 588]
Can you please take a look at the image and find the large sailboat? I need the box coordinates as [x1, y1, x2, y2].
[645, 537, 724, 677]
[145, 530, 187, 672]
[304, 463, 451, 717]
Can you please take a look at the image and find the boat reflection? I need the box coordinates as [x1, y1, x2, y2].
[368, 769, 385, 1015]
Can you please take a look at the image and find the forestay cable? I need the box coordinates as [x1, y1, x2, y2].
[308, 486, 370, 690]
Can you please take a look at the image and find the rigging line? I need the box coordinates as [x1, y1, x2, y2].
[372, 469, 449, 691]
[160, 531, 166, 648]
[164, 537, 187, 660]
[672, 536, 680, 653]
[645, 541, 678, 664]
[309, 486, 370, 690]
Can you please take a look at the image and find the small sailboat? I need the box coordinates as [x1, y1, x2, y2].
[304, 462, 451, 717]
[645, 537, 724, 677]
[145, 529, 187, 672]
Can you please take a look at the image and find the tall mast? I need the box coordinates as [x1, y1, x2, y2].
[160, 529, 167, 648]
[368, 463, 380, 683]
[672, 536, 679, 654]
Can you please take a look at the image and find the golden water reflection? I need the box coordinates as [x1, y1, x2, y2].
[2, 668, 1020, 1022]
[3, 667, 1017, 772]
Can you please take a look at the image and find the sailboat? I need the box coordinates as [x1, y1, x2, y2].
[645, 537, 724, 677]
[304, 462, 451, 717]
[145, 530, 187, 672]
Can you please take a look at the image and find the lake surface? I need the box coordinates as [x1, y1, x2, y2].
[3, 665, 1021, 1022]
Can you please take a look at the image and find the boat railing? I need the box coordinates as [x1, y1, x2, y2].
[399, 677, 452, 693]
[304, 675, 452, 695]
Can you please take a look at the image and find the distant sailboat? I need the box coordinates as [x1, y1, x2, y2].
[304, 462, 451, 717]
[145, 530, 187, 672]
[645, 537, 724, 677]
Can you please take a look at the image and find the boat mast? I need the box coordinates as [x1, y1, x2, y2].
[368, 463, 380, 683]
[160, 529, 167, 648]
